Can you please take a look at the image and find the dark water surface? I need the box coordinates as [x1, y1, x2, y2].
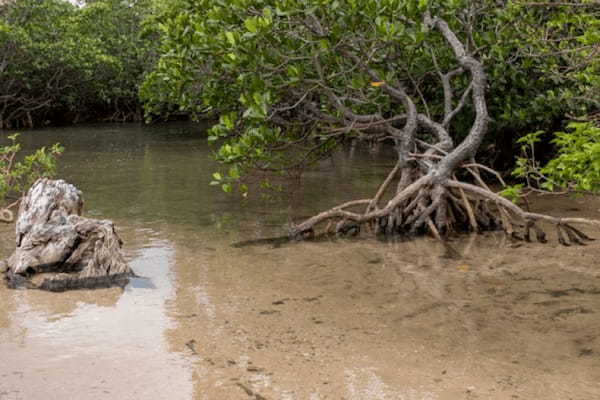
[1, 123, 600, 399]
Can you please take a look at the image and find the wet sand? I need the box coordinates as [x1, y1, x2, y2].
[1, 124, 600, 399]
[2, 195, 600, 399]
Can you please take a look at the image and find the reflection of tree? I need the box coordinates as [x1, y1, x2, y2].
[2, 226, 90, 336]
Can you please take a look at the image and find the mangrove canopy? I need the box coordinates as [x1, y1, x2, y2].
[142, 0, 600, 243]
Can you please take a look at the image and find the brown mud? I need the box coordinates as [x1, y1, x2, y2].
[1, 124, 600, 399]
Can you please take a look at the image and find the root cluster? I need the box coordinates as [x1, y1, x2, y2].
[289, 163, 600, 246]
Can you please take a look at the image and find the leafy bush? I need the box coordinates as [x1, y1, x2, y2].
[506, 122, 600, 199]
[542, 123, 600, 193]
[0, 134, 64, 207]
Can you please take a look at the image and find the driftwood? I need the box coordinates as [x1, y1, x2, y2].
[3, 179, 134, 291]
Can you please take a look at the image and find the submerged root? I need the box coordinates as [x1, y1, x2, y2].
[289, 168, 600, 246]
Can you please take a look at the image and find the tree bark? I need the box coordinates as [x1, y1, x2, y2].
[3, 179, 134, 291]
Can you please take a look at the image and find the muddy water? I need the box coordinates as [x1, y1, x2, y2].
[1, 124, 600, 400]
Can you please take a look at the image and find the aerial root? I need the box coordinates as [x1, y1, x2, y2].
[446, 180, 599, 246]
[289, 173, 600, 246]
[336, 219, 360, 236]
[564, 224, 594, 241]
[290, 176, 492, 240]
[557, 223, 595, 246]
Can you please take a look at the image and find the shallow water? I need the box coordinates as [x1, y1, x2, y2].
[1, 123, 600, 399]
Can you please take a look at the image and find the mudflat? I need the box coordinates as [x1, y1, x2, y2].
[1, 124, 599, 399]
[2, 195, 600, 399]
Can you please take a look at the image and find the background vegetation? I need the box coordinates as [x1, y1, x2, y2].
[0, 0, 598, 201]
[0, 0, 154, 129]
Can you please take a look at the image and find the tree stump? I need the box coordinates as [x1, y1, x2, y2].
[3, 179, 134, 291]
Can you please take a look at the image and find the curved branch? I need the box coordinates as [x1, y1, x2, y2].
[425, 13, 489, 181]
[340, 50, 418, 165]
[0, 208, 13, 223]
[367, 160, 401, 212]
[443, 82, 472, 128]
[311, 56, 382, 123]
[417, 114, 453, 151]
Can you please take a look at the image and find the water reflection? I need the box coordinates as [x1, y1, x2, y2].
[11, 243, 174, 349]
[1, 230, 195, 399]
[1, 124, 600, 399]
[1, 122, 395, 232]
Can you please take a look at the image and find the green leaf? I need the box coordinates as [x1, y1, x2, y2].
[244, 18, 258, 33]
[225, 31, 236, 45]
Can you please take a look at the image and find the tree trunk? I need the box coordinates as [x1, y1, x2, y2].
[3, 179, 134, 291]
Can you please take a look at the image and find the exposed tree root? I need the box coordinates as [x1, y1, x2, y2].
[0, 208, 13, 223]
[289, 166, 600, 246]
[0, 200, 18, 223]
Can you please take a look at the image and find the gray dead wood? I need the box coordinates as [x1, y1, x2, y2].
[3, 179, 134, 291]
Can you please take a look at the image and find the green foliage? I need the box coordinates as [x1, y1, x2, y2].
[140, 0, 600, 196]
[498, 184, 523, 203]
[0, 0, 155, 128]
[490, 2, 599, 128]
[511, 130, 546, 181]
[511, 122, 600, 195]
[141, 0, 477, 193]
[0, 134, 64, 205]
[543, 123, 600, 193]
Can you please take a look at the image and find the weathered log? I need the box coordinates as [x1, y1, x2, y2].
[3, 179, 134, 291]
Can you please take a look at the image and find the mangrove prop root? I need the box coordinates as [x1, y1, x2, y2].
[289, 168, 600, 246]
[557, 224, 570, 246]
[564, 224, 595, 242]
